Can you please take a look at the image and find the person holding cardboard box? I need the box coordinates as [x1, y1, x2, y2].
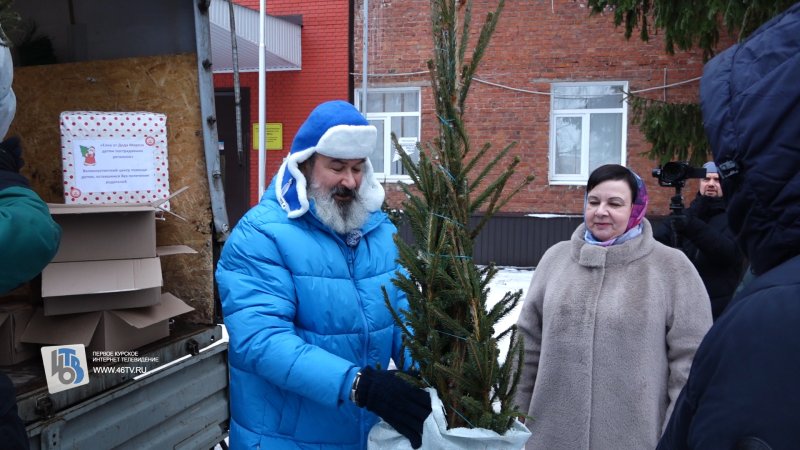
[1, 33, 60, 450]
[216, 100, 431, 449]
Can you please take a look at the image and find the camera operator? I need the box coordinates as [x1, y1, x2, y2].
[653, 162, 744, 320]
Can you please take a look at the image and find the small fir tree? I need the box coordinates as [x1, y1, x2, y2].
[385, 0, 534, 434]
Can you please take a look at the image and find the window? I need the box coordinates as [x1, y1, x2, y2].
[549, 82, 628, 184]
[355, 88, 421, 182]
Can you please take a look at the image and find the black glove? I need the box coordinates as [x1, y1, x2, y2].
[692, 196, 710, 221]
[670, 214, 689, 232]
[355, 366, 431, 449]
[0, 137, 24, 173]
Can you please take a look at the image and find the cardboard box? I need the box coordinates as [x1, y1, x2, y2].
[0, 301, 37, 365]
[22, 293, 194, 352]
[156, 245, 198, 257]
[48, 204, 158, 262]
[60, 111, 171, 210]
[42, 258, 163, 316]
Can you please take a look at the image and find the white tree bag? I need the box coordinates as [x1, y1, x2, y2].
[368, 388, 531, 450]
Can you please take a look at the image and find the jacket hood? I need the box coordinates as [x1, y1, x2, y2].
[700, 3, 800, 275]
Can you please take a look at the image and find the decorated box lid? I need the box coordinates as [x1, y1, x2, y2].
[60, 111, 171, 210]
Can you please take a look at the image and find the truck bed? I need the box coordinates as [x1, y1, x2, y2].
[12, 322, 228, 449]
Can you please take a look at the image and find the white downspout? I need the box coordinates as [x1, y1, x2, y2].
[257, 0, 267, 199]
[361, 0, 368, 115]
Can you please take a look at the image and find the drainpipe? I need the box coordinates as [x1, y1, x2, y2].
[257, 0, 267, 200]
[361, 0, 368, 115]
[227, 0, 244, 167]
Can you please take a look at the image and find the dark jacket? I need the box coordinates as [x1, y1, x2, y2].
[658, 3, 800, 449]
[658, 256, 800, 450]
[0, 372, 28, 449]
[653, 194, 744, 319]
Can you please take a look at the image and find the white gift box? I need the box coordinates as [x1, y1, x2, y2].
[60, 111, 171, 210]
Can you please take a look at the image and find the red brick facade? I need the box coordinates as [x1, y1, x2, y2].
[354, 0, 717, 216]
[214, 0, 351, 206]
[216, 1, 726, 216]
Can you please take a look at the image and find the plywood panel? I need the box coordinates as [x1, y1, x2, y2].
[9, 54, 215, 324]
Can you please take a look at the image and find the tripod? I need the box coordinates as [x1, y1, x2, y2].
[668, 184, 687, 248]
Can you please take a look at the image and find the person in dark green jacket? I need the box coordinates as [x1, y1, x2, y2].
[1, 34, 60, 450]
[0, 39, 61, 294]
[0, 137, 61, 293]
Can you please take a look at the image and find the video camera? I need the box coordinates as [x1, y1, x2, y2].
[652, 161, 707, 216]
[652, 162, 708, 247]
[651, 161, 707, 188]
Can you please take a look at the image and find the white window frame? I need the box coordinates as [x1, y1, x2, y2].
[549, 81, 628, 185]
[355, 87, 421, 183]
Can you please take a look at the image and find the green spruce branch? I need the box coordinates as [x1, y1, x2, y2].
[384, 0, 534, 433]
[627, 93, 709, 165]
[586, 0, 795, 60]
[586, 0, 793, 165]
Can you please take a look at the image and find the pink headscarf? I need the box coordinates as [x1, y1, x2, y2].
[626, 170, 648, 232]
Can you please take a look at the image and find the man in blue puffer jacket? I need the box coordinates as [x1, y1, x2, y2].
[658, 3, 800, 449]
[216, 100, 431, 449]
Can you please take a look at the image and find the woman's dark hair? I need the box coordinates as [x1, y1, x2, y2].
[586, 164, 638, 203]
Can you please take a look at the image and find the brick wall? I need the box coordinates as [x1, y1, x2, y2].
[215, 0, 351, 206]
[354, 0, 724, 217]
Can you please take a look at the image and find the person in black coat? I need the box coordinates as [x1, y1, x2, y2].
[658, 3, 800, 449]
[653, 161, 744, 320]
[0, 372, 28, 450]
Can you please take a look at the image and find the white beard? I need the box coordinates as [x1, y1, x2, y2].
[308, 183, 370, 234]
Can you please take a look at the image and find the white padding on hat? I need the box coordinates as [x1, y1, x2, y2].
[314, 124, 376, 159]
[276, 148, 316, 218]
[358, 157, 385, 213]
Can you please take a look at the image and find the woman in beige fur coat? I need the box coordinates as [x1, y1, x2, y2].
[515, 164, 712, 450]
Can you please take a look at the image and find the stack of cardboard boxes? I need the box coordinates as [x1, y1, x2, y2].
[20, 204, 194, 355]
[0, 110, 194, 366]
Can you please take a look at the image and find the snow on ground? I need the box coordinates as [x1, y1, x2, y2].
[485, 267, 535, 364]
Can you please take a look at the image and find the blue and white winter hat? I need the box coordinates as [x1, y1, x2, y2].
[276, 100, 383, 218]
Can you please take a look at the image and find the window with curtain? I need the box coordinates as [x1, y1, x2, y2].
[549, 82, 628, 184]
[355, 88, 421, 181]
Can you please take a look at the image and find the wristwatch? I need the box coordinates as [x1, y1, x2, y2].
[350, 371, 362, 405]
